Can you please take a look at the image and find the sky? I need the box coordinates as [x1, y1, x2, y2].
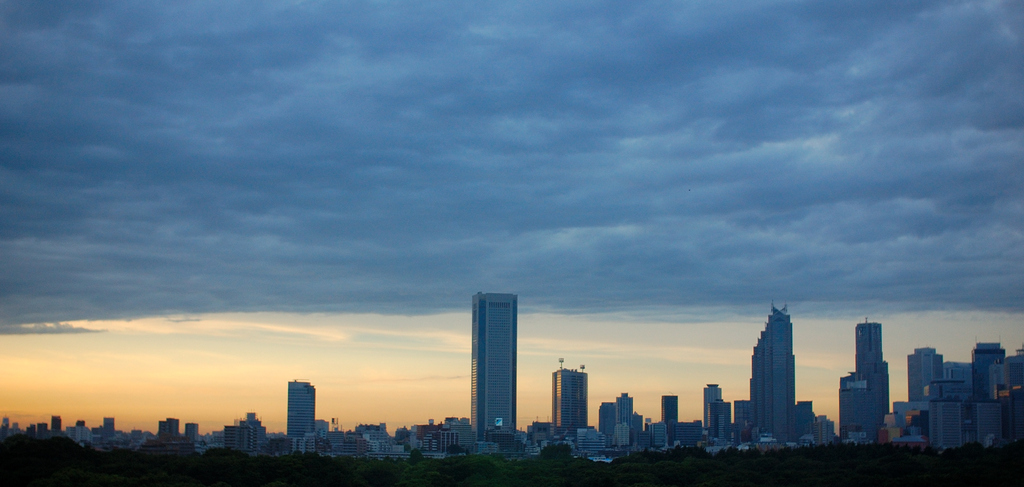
[1, 1, 1022, 434]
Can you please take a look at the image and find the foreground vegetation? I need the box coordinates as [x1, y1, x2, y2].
[2, 436, 1022, 487]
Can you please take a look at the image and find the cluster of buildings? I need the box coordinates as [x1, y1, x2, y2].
[4, 293, 1023, 457]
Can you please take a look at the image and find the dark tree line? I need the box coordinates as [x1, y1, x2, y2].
[2, 435, 1022, 487]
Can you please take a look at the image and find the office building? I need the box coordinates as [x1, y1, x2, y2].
[997, 386, 1024, 441]
[472, 292, 518, 440]
[224, 412, 267, 454]
[645, 421, 668, 448]
[839, 321, 890, 443]
[733, 399, 752, 443]
[598, 402, 616, 437]
[811, 416, 835, 445]
[1004, 345, 1024, 389]
[50, 416, 61, 436]
[908, 347, 943, 402]
[703, 384, 722, 428]
[675, 421, 702, 447]
[615, 393, 633, 427]
[661, 395, 678, 424]
[707, 400, 732, 444]
[972, 343, 1005, 400]
[184, 423, 199, 442]
[102, 417, 115, 440]
[552, 364, 588, 433]
[158, 418, 180, 437]
[794, 401, 814, 437]
[287, 380, 316, 438]
[750, 304, 796, 442]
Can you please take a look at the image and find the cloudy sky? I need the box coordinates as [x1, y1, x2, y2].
[2, 1, 1022, 433]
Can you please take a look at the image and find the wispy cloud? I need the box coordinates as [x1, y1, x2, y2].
[0, 322, 106, 335]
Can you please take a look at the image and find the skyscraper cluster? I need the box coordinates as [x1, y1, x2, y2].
[896, 342, 1024, 449]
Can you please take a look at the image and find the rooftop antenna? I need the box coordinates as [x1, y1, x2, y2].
[580, 364, 585, 371]
[558, 358, 564, 370]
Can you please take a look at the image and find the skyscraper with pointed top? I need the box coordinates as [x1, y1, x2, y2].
[472, 292, 517, 440]
[750, 304, 796, 442]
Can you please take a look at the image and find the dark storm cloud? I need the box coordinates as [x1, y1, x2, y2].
[1, 0, 1022, 326]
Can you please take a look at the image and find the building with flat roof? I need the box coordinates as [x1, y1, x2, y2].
[552, 363, 588, 433]
[287, 380, 316, 438]
[908, 347, 943, 402]
[471, 292, 517, 440]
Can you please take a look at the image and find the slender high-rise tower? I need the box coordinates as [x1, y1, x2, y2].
[703, 384, 722, 428]
[750, 304, 796, 442]
[472, 292, 517, 440]
[287, 380, 316, 438]
[839, 321, 890, 443]
[907, 347, 943, 402]
[552, 363, 588, 433]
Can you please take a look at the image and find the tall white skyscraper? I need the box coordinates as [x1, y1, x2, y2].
[287, 380, 316, 438]
[472, 292, 517, 440]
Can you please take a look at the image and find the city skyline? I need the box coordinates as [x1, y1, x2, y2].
[1, 1, 1022, 439]
[3, 307, 1019, 436]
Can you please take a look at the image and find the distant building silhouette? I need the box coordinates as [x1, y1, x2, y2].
[471, 292, 517, 440]
[224, 412, 267, 455]
[750, 304, 796, 442]
[661, 395, 678, 424]
[552, 364, 587, 433]
[598, 402, 616, 437]
[615, 393, 633, 427]
[794, 401, 815, 438]
[707, 400, 732, 444]
[839, 321, 890, 443]
[158, 418, 180, 437]
[184, 423, 199, 442]
[287, 380, 316, 438]
[703, 384, 722, 428]
[908, 347, 943, 402]
[972, 343, 1005, 400]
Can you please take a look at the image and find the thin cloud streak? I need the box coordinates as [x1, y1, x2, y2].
[0, 322, 105, 335]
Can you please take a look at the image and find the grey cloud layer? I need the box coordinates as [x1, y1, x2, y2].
[2, 0, 1022, 325]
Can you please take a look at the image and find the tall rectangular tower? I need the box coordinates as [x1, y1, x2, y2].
[908, 347, 943, 402]
[750, 304, 796, 442]
[472, 292, 517, 440]
[972, 343, 1005, 400]
[839, 321, 889, 443]
[287, 380, 316, 438]
[552, 364, 588, 433]
[661, 395, 679, 424]
[703, 384, 722, 427]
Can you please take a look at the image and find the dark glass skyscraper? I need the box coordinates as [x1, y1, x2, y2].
[661, 395, 678, 424]
[839, 321, 889, 443]
[750, 305, 796, 442]
[287, 380, 316, 438]
[972, 343, 1005, 400]
[472, 292, 517, 440]
[552, 365, 588, 433]
[598, 402, 616, 436]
